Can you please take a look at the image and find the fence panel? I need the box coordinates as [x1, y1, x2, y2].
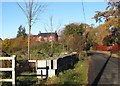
[0, 55, 16, 85]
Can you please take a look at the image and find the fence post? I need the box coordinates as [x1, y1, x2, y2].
[12, 55, 16, 85]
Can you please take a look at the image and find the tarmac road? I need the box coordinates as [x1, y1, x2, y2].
[88, 51, 120, 86]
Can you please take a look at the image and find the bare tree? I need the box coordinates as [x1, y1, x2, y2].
[17, 0, 45, 59]
[44, 16, 61, 57]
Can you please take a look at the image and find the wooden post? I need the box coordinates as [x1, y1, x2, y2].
[12, 55, 16, 85]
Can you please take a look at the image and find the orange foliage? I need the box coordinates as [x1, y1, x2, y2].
[12, 36, 27, 52]
[2, 38, 12, 52]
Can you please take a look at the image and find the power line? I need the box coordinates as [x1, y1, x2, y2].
[82, 0, 86, 24]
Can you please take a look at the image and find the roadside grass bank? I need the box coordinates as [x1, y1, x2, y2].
[43, 51, 90, 85]
[45, 59, 89, 85]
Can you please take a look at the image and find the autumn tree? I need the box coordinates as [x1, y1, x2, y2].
[86, 26, 98, 46]
[2, 38, 12, 54]
[93, 1, 120, 23]
[93, 1, 120, 45]
[17, 0, 45, 59]
[61, 23, 87, 53]
[12, 37, 28, 52]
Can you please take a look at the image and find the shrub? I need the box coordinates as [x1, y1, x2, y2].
[117, 52, 120, 56]
[79, 51, 87, 61]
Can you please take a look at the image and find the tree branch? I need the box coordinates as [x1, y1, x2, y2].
[17, 2, 28, 19]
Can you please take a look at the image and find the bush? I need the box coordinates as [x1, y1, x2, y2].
[30, 42, 65, 59]
[117, 52, 120, 56]
[79, 51, 87, 61]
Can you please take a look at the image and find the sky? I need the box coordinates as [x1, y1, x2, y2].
[1, 1, 108, 39]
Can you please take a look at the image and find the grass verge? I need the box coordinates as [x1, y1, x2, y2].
[44, 57, 89, 85]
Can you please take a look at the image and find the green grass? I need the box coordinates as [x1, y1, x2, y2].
[117, 51, 120, 56]
[44, 58, 89, 85]
[58, 60, 88, 84]
[16, 72, 37, 86]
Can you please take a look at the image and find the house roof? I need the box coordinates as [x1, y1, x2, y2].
[38, 32, 57, 37]
[32, 32, 58, 37]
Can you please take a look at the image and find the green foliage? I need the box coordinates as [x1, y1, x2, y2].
[51, 42, 64, 56]
[17, 25, 27, 38]
[30, 42, 65, 59]
[79, 51, 87, 61]
[63, 23, 85, 36]
[117, 52, 120, 56]
[45, 59, 89, 85]
[1, 82, 12, 86]
[87, 28, 98, 46]
[17, 72, 37, 86]
[61, 23, 87, 53]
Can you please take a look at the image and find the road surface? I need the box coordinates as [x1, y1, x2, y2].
[88, 51, 120, 85]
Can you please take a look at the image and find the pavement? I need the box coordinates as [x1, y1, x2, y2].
[88, 51, 120, 86]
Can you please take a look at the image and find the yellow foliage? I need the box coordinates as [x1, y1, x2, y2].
[95, 18, 119, 45]
[2, 38, 11, 51]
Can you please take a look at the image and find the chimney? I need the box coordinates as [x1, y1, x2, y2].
[38, 31, 41, 35]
